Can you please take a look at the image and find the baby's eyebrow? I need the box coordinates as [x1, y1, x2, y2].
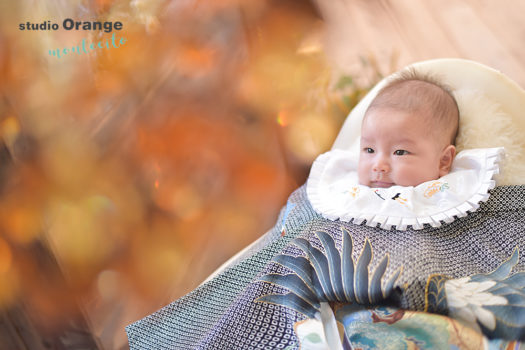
[395, 138, 416, 145]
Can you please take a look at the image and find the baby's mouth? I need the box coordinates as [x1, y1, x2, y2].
[370, 181, 394, 188]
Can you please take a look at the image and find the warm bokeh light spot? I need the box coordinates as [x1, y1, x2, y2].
[285, 112, 338, 163]
[157, 182, 204, 220]
[46, 195, 121, 271]
[97, 269, 120, 301]
[41, 132, 97, 193]
[1, 116, 20, 150]
[277, 110, 288, 127]
[2, 205, 42, 245]
[176, 43, 217, 76]
[132, 235, 183, 297]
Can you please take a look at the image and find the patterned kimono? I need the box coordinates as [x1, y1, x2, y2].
[126, 184, 525, 349]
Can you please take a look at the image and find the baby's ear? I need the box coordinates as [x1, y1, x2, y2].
[439, 145, 456, 177]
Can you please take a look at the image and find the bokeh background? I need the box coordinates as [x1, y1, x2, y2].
[1, 0, 525, 349]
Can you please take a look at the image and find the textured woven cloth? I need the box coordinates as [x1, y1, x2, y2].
[126, 185, 525, 349]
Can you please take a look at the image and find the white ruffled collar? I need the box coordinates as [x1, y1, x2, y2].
[306, 148, 504, 230]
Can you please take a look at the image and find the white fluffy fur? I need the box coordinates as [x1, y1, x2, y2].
[454, 89, 525, 185]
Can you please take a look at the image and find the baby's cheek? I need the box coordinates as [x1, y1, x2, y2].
[357, 160, 368, 185]
[409, 163, 439, 185]
[397, 164, 423, 186]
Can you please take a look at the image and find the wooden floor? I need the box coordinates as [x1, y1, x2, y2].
[316, 0, 525, 88]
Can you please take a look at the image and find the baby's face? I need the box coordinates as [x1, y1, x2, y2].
[358, 108, 450, 188]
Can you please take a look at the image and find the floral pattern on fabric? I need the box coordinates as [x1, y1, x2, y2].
[428, 247, 525, 340]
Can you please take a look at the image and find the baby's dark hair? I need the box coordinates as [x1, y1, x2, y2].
[365, 69, 459, 145]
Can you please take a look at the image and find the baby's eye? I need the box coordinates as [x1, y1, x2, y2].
[363, 147, 374, 154]
[394, 150, 409, 156]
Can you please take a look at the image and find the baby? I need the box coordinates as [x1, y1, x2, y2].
[358, 71, 459, 188]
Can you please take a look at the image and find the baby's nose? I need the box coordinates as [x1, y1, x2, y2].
[373, 158, 390, 173]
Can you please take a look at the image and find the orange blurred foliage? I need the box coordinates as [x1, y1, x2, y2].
[0, 0, 374, 348]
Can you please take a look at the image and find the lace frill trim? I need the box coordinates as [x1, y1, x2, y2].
[306, 148, 504, 231]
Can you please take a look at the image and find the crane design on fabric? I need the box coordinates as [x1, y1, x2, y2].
[347, 181, 451, 206]
[256, 227, 403, 318]
[256, 227, 524, 340]
[372, 189, 408, 205]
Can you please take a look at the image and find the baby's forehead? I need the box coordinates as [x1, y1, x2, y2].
[363, 105, 435, 127]
[361, 107, 446, 142]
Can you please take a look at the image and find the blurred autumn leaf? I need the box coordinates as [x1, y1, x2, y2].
[0, 0, 386, 348]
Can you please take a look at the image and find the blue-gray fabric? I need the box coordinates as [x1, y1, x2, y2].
[126, 185, 525, 349]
